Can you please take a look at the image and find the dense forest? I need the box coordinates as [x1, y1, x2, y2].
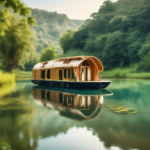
[30, 8, 84, 54]
[60, 0, 150, 71]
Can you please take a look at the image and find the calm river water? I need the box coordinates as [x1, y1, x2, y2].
[0, 79, 150, 150]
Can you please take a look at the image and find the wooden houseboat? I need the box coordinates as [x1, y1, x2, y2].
[32, 56, 111, 89]
[32, 86, 113, 121]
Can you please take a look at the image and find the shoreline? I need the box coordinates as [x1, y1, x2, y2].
[101, 76, 150, 79]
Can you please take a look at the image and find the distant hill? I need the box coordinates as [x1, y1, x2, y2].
[30, 8, 84, 54]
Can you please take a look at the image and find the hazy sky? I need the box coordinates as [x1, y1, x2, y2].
[23, 0, 118, 20]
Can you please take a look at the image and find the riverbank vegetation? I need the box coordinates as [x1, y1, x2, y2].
[0, 70, 15, 87]
[100, 68, 150, 79]
[12, 69, 32, 80]
[0, 70, 15, 97]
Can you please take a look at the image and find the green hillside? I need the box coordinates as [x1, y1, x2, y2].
[30, 8, 84, 54]
[60, 0, 150, 72]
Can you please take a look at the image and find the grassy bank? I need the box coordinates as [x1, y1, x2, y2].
[12, 69, 32, 80]
[0, 70, 15, 87]
[101, 68, 150, 79]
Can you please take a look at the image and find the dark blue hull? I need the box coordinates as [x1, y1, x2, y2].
[31, 79, 111, 89]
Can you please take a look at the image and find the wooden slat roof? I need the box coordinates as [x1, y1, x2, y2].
[34, 56, 104, 71]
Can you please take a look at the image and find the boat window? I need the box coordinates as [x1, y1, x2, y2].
[59, 70, 63, 80]
[64, 59, 72, 64]
[47, 91, 50, 101]
[64, 69, 67, 78]
[68, 69, 70, 78]
[41, 70, 45, 79]
[82, 61, 89, 66]
[47, 69, 50, 79]
[72, 68, 74, 79]
[82, 68, 84, 73]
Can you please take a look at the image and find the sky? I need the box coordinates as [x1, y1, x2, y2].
[23, 0, 118, 20]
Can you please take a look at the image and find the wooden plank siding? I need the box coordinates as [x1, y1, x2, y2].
[32, 58, 101, 81]
[32, 67, 75, 81]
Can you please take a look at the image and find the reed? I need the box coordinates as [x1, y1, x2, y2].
[0, 70, 15, 87]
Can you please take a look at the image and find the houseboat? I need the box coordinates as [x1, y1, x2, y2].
[32, 86, 113, 121]
[31, 56, 111, 89]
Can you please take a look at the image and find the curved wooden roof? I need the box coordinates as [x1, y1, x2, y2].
[33, 56, 104, 71]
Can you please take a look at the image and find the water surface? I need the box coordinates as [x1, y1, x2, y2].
[0, 79, 150, 150]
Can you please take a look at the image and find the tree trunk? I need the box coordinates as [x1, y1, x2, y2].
[6, 63, 14, 73]
[119, 58, 124, 68]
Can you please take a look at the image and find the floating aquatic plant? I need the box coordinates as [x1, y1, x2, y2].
[105, 105, 137, 114]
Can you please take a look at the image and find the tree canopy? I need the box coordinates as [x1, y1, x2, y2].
[0, 13, 35, 72]
[0, 0, 36, 36]
[59, 29, 73, 54]
[40, 45, 56, 62]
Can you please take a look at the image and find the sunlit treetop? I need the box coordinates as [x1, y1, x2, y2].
[0, 0, 36, 36]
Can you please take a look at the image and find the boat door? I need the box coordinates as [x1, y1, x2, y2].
[81, 61, 91, 81]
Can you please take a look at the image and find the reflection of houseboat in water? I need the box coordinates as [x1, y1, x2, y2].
[32, 56, 111, 89]
[32, 86, 113, 121]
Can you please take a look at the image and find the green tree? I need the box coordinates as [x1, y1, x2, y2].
[103, 31, 128, 69]
[138, 44, 150, 57]
[40, 45, 56, 62]
[95, 34, 109, 52]
[137, 51, 150, 72]
[0, 0, 36, 36]
[0, 14, 35, 72]
[59, 29, 73, 54]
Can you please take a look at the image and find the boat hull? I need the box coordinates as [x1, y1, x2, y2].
[31, 79, 111, 89]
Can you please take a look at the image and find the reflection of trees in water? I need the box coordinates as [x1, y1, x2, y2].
[0, 109, 38, 150]
[0, 83, 15, 98]
[0, 83, 38, 150]
[0, 88, 32, 109]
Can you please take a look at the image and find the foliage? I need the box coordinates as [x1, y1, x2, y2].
[0, 70, 15, 87]
[59, 29, 73, 54]
[137, 51, 150, 72]
[60, 0, 150, 70]
[0, 0, 36, 36]
[0, 13, 35, 72]
[40, 45, 56, 62]
[103, 31, 128, 69]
